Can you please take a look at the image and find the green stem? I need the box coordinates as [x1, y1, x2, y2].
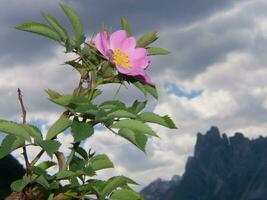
[63, 147, 75, 171]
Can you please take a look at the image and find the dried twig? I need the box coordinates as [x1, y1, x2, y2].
[17, 88, 31, 175]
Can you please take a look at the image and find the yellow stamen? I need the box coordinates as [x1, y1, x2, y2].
[112, 49, 130, 69]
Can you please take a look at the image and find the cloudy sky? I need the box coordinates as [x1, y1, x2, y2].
[1, 0, 267, 189]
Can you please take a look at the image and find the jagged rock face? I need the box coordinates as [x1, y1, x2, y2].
[141, 127, 267, 200]
[0, 155, 25, 199]
[140, 175, 181, 200]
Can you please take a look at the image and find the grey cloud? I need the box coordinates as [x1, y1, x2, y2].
[0, 0, 244, 66]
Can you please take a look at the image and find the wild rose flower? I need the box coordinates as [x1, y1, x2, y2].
[94, 30, 153, 85]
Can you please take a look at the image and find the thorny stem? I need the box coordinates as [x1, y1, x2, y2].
[17, 88, 31, 176]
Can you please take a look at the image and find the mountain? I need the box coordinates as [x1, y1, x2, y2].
[141, 126, 267, 200]
[0, 155, 25, 199]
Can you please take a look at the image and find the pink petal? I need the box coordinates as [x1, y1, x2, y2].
[129, 48, 147, 62]
[121, 37, 136, 52]
[94, 31, 110, 56]
[130, 58, 150, 69]
[110, 30, 128, 49]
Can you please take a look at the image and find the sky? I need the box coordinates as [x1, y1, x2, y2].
[1, 0, 267, 190]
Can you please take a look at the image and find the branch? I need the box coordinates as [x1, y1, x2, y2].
[17, 88, 31, 175]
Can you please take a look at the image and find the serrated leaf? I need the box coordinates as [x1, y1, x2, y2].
[131, 100, 147, 114]
[46, 114, 71, 140]
[137, 31, 158, 47]
[107, 110, 137, 119]
[42, 13, 68, 42]
[71, 121, 94, 142]
[111, 119, 157, 137]
[75, 146, 88, 160]
[99, 100, 126, 110]
[11, 176, 30, 192]
[147, 47, 171, 56]
[110, 189, 143, 200]
[37, 161, 56, 170]
[60, 4, 84, 44]
[39, 140, 61, 157]
[138, 112, 177, 129]
[119, 128, 147, 152]
[144, 84, 158, 99]
[132, 80, 158, 99]
[23, 124, 42, 142]
[101, 177, 128, 198]
[121, 17, 132, 36]
[16, 21, 61, 42]
[0, 120, 31, 141]
[46, 88, 61, 99]
[0, 135, 24, 159]
[56, 170, 75, 180]
[90, 154, 114, 171]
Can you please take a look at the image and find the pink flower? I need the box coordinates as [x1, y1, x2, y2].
[94, 30, 153, 85]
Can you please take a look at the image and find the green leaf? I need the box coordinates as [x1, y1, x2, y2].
[0, 135, 24, 159]
[36, 175, 50, 189]
[131, 100, 147, 114]
[11, 176, 31, 192]
[39, 140, 61, 157]
[99, 100, 126, 110]
[56, 170, 75, 180]
[74, 146, 88, 160]
[0, 120, 31, 141]
[137, 31, 158, 47]
[101, 177, 127, 198]
[16, 21, 61, 42]
[23, 124, 43, 142]
[147, 47, 171, 56]
[60, 4, 84, 44]
[107, 110, 137, 119]
[121, 17, 132, 36]
[46, 114, 71, 140]
[144, 84, 158, 99]
[111, 119, 158, 137]
[71, 121, 94, 142]
[110, 189, 143, 200]
[42, 13, 68, 41]
[90, 154, 114, 171]
[138, 112, 177, 129]
[37, 161, 56, 170]
[46, 88, 61, 99]
[119, 128, 147, 152]
[132, 80, 158, 99]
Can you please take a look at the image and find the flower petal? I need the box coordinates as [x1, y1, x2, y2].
[121, 37, 136, 52]
[129, 48, 147, 62]
[110, 30, 128, 49]
[94, 31, 110, 56]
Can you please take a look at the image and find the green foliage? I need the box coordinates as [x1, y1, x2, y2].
[46, 114, 71, 140]
[138, 112, 177, 129]
[0, 120, 31, 141]
[42, 13, 68, 41]
[121, 17, 132, 36]
[147, 47, 171, 56]
[110, 189, 143, 200]
[9, 3, 177, 199]
[60, 4, 85, 46]
[137, 31, 158, 47]
[111, 119, 158, 137]
[16, 21, 61, 42]
[118, 128, 147, 152]
[71, 120, 94, 142]
[0, 135, 24, 159]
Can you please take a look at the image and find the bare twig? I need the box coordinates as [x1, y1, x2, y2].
[17, 88, 31, 175]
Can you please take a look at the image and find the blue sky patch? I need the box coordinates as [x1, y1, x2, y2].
[165, 82, 202, 99]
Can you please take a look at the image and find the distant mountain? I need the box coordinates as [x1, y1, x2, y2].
[141, 126, 267, 200]
[0, 155, 25, 199]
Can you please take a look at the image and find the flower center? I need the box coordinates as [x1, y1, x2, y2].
[112, 49, 130, 69]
